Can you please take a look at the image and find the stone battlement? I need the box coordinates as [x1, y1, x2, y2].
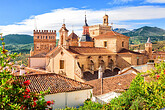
[33, 30, 56, 34]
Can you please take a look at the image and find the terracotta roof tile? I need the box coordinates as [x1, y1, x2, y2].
[68, 32, 78, 39]
[86, 73, 136, 95]
[118, 48, 142, 55]
[30, 53, 47, 58]
[94, 31, 129, 39]
[67, 46, 113, 55]
[17, 73, 93, 94]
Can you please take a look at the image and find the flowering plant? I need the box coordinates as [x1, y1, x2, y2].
[0, 34, 54, 110]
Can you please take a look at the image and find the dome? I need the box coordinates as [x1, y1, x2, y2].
[79, 34, 93, 42]
[68, 31, 78, 40]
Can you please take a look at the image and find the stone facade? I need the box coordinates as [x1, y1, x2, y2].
[29, 14, 148, 82]
[89, 15, 112, 39]
[31, 30, 56, 56]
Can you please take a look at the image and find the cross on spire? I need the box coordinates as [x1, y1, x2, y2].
[84, 11, 88, 26]
[63, 19, 65, 24]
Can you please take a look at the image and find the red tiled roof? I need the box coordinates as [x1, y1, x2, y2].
[68, 32, 78, 39]
[46, 46, 59, 56]
[86, 73, 136, 95]
[67, 46, 113, 55]
[118, 48, 142, 55]
[29, 53, 47, 58]
[94, 31, 129, 39]
[18, 73, 93, 94]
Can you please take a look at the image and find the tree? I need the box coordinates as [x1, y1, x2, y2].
[0, 33, 54, 110]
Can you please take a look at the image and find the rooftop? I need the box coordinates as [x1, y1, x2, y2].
[18, 73, 93, 94]
[118, 48, 142, 55]
[67, 46, 113, 55]
[94, 31, 129, 39]
[86, 73, 136, 95]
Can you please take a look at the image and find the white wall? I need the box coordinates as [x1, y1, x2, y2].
[29, 58, 46, 68]
[44, 89, 93, 109]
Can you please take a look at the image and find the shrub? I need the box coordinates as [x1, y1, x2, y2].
[0, 33, 53, 110]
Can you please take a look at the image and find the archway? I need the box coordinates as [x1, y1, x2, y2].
[113, 67, 120, 74]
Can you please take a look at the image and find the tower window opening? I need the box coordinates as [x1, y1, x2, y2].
[37, 36, 39, 39]
[49, 36, 50, 39]
[41, 36, 42, 39]
[104, 41, 107, 47]
[104, 19, 106, 23]
[46, 36, 47, 39]
[122, 41, 124, 47]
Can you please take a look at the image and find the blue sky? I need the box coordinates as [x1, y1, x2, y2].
[0, 0, 165, 36]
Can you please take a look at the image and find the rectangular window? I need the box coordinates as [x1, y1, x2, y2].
[122, 41, 124, 47]
[60, 60, 64, 69]
[137, 59, 139, 65]
[104, 41, 107, 47]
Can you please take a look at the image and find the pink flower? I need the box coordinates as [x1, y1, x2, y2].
[23, 80, 30, 86]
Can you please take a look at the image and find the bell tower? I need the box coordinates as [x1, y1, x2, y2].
[103, 14, 109, 26]
[59, 23, 69, 48]
[145, 37, 152, 59]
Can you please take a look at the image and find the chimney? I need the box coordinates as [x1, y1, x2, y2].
[98, 66, 103, 94]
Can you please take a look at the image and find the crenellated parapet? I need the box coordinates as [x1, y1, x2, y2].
[33, 29, 57, 56]
[33, 30, 56, 34]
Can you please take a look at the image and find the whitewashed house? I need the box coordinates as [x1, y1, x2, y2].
[21, 73, 93, 109]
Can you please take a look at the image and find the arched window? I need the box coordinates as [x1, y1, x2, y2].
[108, 59, 114, 70]
[41, 36, 42, 39]
[49, 36, 50, 39]
[88, 60, 94, 71]
[37, 36, 39, 39]
[46, 36, 47, 39]
[104, 19, 106, 23]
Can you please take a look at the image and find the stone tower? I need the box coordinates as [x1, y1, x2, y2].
[32, 30, 56, 56]
[59, 24, 69, 48]
[89, 15, 111, 38]
[145, 37, 152, 59]
[103, 14, 109, 26]
[79, 14, 94, 47]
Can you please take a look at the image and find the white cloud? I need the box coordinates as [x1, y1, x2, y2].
[0, 6, 165, 37]
[108, 0, 133, 5]
[146, 0, 165, 3]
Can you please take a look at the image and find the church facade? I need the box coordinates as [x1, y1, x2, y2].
[29, 14, 148, 82]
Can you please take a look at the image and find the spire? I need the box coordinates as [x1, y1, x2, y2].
[84, 12, 88, 26]
[147, 37, 151, 43]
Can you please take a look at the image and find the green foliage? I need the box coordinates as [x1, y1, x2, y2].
[0, 36, 54, 110]
[1, 34, 33, 44]
[5, 43, 34, 54]
[68, 61, 165, 110]
[130, 40, 165, 51]
[123, 26, 165, 45]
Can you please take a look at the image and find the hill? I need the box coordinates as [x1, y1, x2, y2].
[2, 34, 33, 44]
[122, 26, 165, 44]
[113, 28, 130, 33]
[130, 40, 165, 51]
